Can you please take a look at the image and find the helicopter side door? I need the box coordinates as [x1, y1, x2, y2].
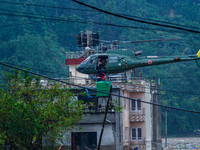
[106, 56, 119, 73]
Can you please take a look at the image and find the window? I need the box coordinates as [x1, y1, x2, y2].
[72, 132, 97, 150]
[125, 127, 128, 141]
[130, 98, 141, 111]
[124, 99, 126, 110]
[89, 57, 96, 64]
[109, 56, 118, 63]
[81, 56, 90, 65]
[131, 128, 142, 141]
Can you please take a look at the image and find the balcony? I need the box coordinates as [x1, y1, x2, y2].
[123, 138, 146, 150]
[82, 105, 116, 114]
[129, 108, 145, 122]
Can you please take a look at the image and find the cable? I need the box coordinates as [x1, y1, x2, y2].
[144, 75, 200, 79]
[0, 8, 198, 35]
[1, 0, 200, 31]
[0, 8, 102, 19]
[71, 0, 200, 34]
[122, 14, 200, 31]
[2, 62, 200, 96]
[1, 62, 200, 114]
[1, 10, 200, 37]
[0, 12, 192, 36]
[0, 1, 98, 12]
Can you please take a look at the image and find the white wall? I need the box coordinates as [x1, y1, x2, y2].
[145, 84, 152, 150]
[69, 65, 88, 84]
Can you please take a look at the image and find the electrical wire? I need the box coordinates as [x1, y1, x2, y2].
[1, 62, 200, 95]
[1, 0, 200, 31]
[0, 0, 98, 12]
[0, 11, 199, 44]
[0, 12, 195, 37]
[1, 62, 200, 114]
[71, 0, 200, 34]
[0, 8, 102, 19]
[144, 75, 200, 79]
[0, 9, 199, 35]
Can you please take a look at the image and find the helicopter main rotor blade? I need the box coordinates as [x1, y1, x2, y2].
[98, 39, 112, 43]
[120, 38, 181, 44]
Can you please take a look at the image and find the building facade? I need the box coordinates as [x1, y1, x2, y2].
[122, 81, 152, 150]
[54, 87, 123, 150]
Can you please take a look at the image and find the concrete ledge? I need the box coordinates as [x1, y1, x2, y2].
[79, 113, 116, 124]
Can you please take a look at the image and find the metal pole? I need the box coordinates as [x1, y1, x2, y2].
[97, 85, 112, 150]
[152, 85, 157, 150]
[87, 30, 89, 47]
[165, 109, 168, 148]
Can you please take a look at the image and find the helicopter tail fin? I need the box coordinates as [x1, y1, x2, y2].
[196, 49, 200, 57]
[195, 50, 200, 67]
[195, 60, 200, 67]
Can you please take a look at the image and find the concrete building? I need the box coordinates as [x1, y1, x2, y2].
[121, 81, 152, 150]
[54, 86, 123, 150]
[65, 52, 156, 150]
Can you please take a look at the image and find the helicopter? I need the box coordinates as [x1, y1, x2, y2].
[76, 48, 200, 75]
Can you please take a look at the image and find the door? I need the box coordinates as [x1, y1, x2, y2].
[72, 132, 97, 150]
[106, 56, 119, 73]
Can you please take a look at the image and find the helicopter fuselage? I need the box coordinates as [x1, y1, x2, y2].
[76, 49, 200, 75]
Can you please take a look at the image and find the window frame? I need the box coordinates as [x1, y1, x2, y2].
[131, 127, 142, 141]
[130, 98, 142, 111]
[108, 56, 118, 63]
[81, 56, 90, 65]
[88, 57, 96, 65]
[125, 127, 128, 141]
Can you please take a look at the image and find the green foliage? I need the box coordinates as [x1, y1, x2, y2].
[0, 0, 199, 137]
[0, 71, 84, 149]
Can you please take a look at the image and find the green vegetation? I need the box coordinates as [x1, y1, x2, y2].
[0, 0, 200, 137]
[0, 70, 84, 149]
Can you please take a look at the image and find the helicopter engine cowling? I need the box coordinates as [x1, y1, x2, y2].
[134, 51, 142, 56]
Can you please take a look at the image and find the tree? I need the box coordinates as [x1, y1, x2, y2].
[0, 69, 84, 150]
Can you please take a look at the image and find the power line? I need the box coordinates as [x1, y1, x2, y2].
[1, 62, 200, 114]
[1, 62, 200, 95]
[0, 8, 102, 19]
[0, 7, 197, 36]
[0, 12, 193, 36]
[0, 0, 98, 12]
[71, 0, 200, 34]
[122, 14, 200, 31]
[1, 9, 200, 37]
[144, 75, 200, 79]
[1, 0, 200, 31]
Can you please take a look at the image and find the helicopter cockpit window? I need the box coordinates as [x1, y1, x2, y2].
[81, 56, 90, 65]
[109, 56, 118, 63]
[89, 57, 96, 64]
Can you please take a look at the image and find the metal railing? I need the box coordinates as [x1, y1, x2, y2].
[129, 108, 145, 115]
[82, 105, 115, 113]
[124, 138, 146, 145]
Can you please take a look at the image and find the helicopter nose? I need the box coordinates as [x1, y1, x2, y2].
[76, 65, 84, 73]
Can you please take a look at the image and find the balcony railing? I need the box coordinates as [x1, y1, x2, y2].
[129, 108, 145, 121]
[130, 108, 145, 115]
[82, 105, 116, 114]
[124, 138, 146, 145]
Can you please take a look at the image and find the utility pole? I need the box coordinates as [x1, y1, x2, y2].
[151, 83, 162, 150]
[97, 85, 112, 150]
[165, 109, 169, 148]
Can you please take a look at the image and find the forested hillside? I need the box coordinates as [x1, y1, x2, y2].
[1, 0, 200, 136]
